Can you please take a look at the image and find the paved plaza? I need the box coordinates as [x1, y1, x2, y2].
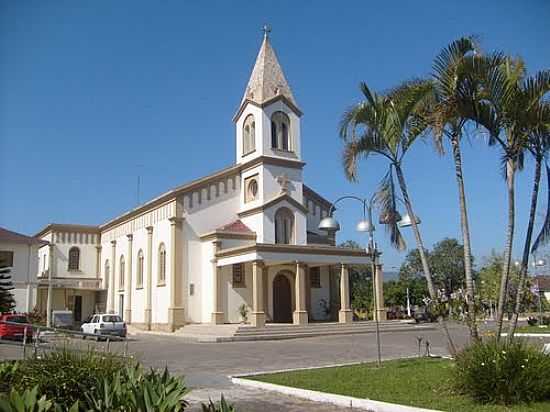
[2, 323, 544, 411]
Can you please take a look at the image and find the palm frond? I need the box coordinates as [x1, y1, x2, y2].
[374, 168, 406, 251]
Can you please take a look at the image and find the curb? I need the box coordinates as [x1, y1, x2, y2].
[231, 376, 441, 412]
[230, 356, 447, 412]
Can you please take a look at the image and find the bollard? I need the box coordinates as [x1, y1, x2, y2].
[106, 337, 111, 353]
[425, 340, 431, 357]
[124, 339, 129, 357]
[416, 336, 423, 358]
[22, 326, 28, 359]
[33, 327, 40, 359]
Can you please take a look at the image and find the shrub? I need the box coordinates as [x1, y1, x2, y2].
[201, 395, 237, 412]
[11, 348, 128, 409]
[85, 365, 188, 411]
[0, 386, 79, 412]
[0, 361, 19, 393]
[453, 338, 550, 404]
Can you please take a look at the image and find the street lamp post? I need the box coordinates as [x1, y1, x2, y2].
[533, 258, 546, 326]
[319, 195, 419, 367]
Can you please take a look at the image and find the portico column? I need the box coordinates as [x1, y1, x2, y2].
[108, 240, 116, 313]
[144, 226, 153, 330]
[339, 264, 353, 323]
[211, 240, 224, 324]
[375, 263, 387, 321]
[95, 246, 102, 279]
[46, 243, 54, 327]
[293, 262, 308, 325]
[125, 234, 133, 323]
[251, 260, 266, 328]
[168, 217, 185, 332]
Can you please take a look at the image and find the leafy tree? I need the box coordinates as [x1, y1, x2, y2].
[478, 252, 540, 317]
[0, 257, 15, 313]
[399, 238, 471, 295]
[340, 79, 457, 355]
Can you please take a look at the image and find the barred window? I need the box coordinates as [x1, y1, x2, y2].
[119, 255, 125, 289]
[158, 243, 166, 285]
[310, 267, 321, 288]
[136, 250, 144, 288]
[68, 247, 80, 271]
[232, 263, 245, 288]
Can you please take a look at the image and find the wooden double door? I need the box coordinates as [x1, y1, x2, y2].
[272, 273, 292, 323]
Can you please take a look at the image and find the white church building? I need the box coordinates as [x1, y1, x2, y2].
[35, 33, 384, 332]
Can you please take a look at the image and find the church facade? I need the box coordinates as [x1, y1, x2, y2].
[35, 34, 382, 331]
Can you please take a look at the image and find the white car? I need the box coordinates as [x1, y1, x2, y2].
[81, 314, 127, 339]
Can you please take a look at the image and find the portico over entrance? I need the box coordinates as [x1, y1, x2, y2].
[210, 243, 385, 327]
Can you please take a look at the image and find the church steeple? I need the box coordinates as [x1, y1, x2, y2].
[234, 28, 303, 165]
[235, 28, 301, 120]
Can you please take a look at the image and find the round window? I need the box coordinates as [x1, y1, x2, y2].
[247, 179, 258, 199]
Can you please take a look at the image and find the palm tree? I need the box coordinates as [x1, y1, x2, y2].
[427, 36, 481, 341]
[340, 80, 458, 355]
[507, 71, 550, 337]
[468, 55, 529, 339]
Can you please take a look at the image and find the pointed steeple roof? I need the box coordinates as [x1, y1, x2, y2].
[235, 31, 301, 120]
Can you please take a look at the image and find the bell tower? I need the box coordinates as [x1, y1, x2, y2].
[233, 27, 303, 165]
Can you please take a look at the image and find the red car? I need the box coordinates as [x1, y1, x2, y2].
[0, 313, 33, 341]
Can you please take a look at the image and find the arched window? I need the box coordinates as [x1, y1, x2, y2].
[274, 207, 294, 244]
[68, 247, 80, 271]
[104, 260, 110, 289]
[271, 111, 291, 151]
[136, 250, 144, 288]
[242, 114, 256, 155]
[158, 243, 166, 285]
[119, 255, 125, 289]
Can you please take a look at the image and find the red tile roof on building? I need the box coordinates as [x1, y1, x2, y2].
[0, 227, 47, 245]
[216, 220, 254, 234]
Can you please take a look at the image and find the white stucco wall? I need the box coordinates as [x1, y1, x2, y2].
[0, 242, 39, 313]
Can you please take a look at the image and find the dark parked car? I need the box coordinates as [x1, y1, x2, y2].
[414, 311, 437, 323]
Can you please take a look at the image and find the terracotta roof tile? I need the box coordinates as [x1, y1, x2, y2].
[0, 227, 46, 245]
[216, 220, 253, 234]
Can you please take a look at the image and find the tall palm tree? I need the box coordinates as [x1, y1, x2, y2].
[507, 71, 550, 337]
[340, 80, 458, 355]
[468, 56, 528, 339]
[428, 37, 481, 341]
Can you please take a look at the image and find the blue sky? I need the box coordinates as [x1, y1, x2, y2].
[1, 1, 549, 270]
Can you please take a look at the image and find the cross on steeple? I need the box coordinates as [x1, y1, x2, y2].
[262, 24, 271, 39]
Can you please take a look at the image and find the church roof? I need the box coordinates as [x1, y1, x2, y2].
[216, 219, 254, 234]
[237, 33, 300, 118]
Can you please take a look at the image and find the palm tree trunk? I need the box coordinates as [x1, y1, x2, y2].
[450, 136, 479, 341]
[508, 157, 542, 338]
[394, 163, 457, 356]
[496, 158, 516, 340]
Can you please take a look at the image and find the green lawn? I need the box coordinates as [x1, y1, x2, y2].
[249, 358, 550, 412]
[516, 325, 550, 334]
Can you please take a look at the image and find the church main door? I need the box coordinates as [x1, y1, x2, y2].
[273, 273, 292, 323]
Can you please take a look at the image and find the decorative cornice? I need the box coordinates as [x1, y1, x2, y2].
[238, 193, 308, 218]
[200, 231, 257, 242]
[35, 223, 100, 239]
[216, 242, 371, 259]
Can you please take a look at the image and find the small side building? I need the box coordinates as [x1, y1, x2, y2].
[0, 227, 45, 313]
